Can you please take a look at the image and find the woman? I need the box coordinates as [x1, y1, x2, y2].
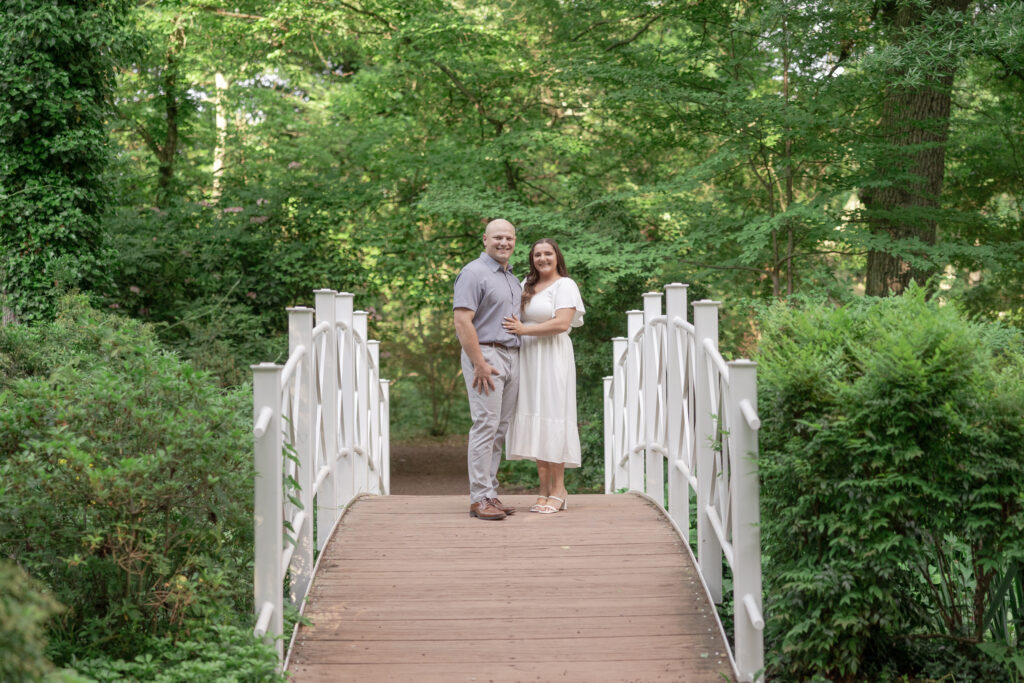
[502, 238, 584, 514]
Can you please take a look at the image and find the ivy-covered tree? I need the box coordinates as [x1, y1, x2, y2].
[0, 0, 131, 322]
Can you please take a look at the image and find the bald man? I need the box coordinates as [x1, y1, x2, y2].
[453, 219, 521, 520]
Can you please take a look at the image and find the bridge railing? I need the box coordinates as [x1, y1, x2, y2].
[604, 284, 764, 683]
[251, 289, 390, 661]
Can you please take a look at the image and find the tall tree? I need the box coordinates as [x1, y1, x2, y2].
[860, 0, 974, 295]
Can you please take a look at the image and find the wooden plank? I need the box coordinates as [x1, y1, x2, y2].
[289, 494, 736, 682]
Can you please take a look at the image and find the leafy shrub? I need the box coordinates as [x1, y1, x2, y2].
[0, 560, 62, 681]
[71, 624, 285, 683]
[756, 286, 1024, 681]
[0, 296, 257, 663]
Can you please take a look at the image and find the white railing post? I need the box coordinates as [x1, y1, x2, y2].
[728, 360, 764, 682]
[611, 337, 628, 492]
[603, 376, 613, 493]
[693, 299, 723, 603]
[336, 293, 355, 507]
[314, 290, 340, 545]
[380, 379, 391, 495]
[367, 339, 382, 495]
[664, 283, 689, 534]
[642, 292, 664, 505]
[625, 311, 644, 492]
[286, 307, 316, 606]
[353, 311, 370, 495]
[252, 362, 284, 658]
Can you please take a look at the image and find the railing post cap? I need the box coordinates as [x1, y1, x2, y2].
[728, 358, 758, 368]
[250, 362, 280, 372]
[664, 282, 688, 290]
[611, 336, 628, 341]
[368, 339, 380, 346]
[626, 309, 644, 314]
[692, 299, 721, 307]
[335, 291, 354, 298]
[642, 291, 662, 298]
[313, 288, 336, 295]
[286, 305, 315, 313]
[354, 310, 368, 316]
[603, 375, 613, 380]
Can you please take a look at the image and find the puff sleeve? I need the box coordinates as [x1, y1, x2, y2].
[553, 278, 585, 328]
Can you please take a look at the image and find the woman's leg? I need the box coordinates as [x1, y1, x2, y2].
[534, 460, 551, 508]
[549, 463, 567, 502]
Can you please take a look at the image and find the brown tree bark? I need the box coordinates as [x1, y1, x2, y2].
[860, 0, 972, 297]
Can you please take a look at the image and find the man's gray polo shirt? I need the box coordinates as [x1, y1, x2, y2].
[453, 252, 522, 348]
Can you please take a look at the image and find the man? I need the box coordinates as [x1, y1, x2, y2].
[453, 219, 521, 520]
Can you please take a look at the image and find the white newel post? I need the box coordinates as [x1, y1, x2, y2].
[611, 337, 628, 492]
[664, 283, 688, 533]
[314, 290, 340, 545]
[728, 360, 765, 682]
[353, 311, 370, 495]
[367, 340, 382, 495]
[642, 292, 663, 506]
[603, 376, 613, 493]
[693, 300, 723, 603]
[625, 311, 644, 492]
[252, 362, 284, 658]
[286, 307, 315, 605]
[380, 379, 391, 495]
[336, 293, 355, 507]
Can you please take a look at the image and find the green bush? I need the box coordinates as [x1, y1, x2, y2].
[0, 296, 258, 664]
[757, 286, 1024, 681]
[0, 560, 62, 681]
[71, 624, 285, 683]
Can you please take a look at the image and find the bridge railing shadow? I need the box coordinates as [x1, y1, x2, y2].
[250, 289, 390, 661]
[605, 283, 765, 683]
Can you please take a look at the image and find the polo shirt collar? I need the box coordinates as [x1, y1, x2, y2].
[480, 251, 513, 273]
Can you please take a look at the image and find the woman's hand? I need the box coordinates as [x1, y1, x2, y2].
[502, 314, 524, 335]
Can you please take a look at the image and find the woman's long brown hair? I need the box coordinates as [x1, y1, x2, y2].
[522, 238, 569, 311]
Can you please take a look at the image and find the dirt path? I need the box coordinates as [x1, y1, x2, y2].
[389, 434, 534, 496]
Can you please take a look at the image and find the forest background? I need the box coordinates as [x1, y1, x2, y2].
[2, 0, 1023, 680]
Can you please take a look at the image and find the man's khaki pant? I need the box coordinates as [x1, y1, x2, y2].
[461, 345, 519, 504]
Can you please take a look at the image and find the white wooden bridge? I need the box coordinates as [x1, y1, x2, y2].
[250, 285, 764, 682]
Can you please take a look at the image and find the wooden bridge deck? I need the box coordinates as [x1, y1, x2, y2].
[287, 494, 736, 682]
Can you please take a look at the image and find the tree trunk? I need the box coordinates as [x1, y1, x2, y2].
[211, 71, 228, 202]
[860, 0, 972, 296]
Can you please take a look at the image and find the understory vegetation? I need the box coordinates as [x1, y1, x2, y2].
[0, 297, 283, 681]
[757, 288, 1024, 680]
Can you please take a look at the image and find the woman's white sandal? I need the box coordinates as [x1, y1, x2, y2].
[537, 496, 566, 514]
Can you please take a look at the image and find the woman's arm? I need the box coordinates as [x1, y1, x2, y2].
[502, 308, 575, 337]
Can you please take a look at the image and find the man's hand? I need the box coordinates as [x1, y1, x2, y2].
[472, 360, 500, 395]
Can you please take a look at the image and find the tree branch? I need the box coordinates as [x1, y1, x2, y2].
[430, 60, 506, 131]
[605, 14, 664, 52]
[336, 1, 396, 31]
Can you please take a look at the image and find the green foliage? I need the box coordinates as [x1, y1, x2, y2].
[757, 286, 1024, 680]
[0, 0, 132, 322]
[0, 560, 62, 682]
[71, 624, 285, 683]
[101, 187, 368, 386]
[0, 296, 257, 663]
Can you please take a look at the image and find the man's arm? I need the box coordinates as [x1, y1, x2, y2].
[454, 307, 499, 395]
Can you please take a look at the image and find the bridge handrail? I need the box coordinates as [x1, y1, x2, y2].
[251, 289, 390, 664]
[604, 284, 764, 683]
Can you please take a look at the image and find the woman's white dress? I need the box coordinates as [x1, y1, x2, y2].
[506, 277, 585, 466]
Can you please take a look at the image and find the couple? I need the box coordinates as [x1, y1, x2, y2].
[452, 218, 585, 521]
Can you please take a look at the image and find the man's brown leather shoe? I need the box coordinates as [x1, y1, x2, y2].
[470, 500, 506, 520]
[488, 498, 516, 515]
